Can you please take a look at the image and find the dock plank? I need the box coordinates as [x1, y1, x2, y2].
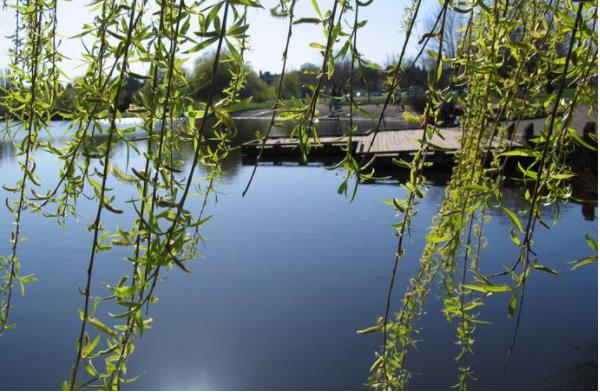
[243, 126, 527, 157]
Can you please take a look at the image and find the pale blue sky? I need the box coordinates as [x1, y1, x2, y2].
[0, 0, 439, 81]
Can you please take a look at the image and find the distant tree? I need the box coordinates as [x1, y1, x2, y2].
[328, 58, 353, 96]
[0, 68, 12, 91]
[360, 60, 384, 101]
[425, 4, 463, 60]
[117, 76, 144, 112]
[259, 70, 277, 85]
[54, 82, 78, 116]
[242, 71, 273, 101]
[276, 73, 301, 99]
[188, 53, 232, 101]
[399, 61, 428, 88]
[297, 63, 319, 98]
[0, 69, 12, 117]
[188, 52, 273, 103]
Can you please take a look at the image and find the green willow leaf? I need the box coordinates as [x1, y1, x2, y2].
[502, 207, 524, 233]
[568, 256, 597, 271]
[293, 17, 321, 24]
[462, 284, 513, 294]
[507, 295, 517, 317]
[531, 263, 559, 275]
[356, 325, 382, 334]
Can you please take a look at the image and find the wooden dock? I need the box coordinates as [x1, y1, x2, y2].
[241, 128, 517, 160]
[241, 108, 597, 164]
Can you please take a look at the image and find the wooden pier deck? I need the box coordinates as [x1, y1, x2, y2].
[356, 128, 470, 155]
[241, 108, 597, 162]
[241, 128, 517, 159]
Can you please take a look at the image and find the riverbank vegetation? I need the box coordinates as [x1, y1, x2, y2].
[0, 0, 597, 390]
[0, 50, 426, 118]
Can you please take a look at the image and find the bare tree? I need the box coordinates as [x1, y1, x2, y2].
[423, 4, 463, 68]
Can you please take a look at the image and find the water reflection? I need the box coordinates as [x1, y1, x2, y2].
[0, 121, 596, 390]
[0, 119, 597, 222]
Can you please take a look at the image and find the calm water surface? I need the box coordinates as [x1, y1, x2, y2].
[0, 121, 596, 390]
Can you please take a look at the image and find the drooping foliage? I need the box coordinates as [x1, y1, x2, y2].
[0, 0, 596, 390]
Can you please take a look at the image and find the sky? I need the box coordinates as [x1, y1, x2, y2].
[0, 0, 439, 81]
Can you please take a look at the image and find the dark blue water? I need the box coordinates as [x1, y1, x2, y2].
[0, 121, 596, 390]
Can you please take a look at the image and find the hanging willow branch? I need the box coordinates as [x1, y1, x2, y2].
[242, 0, 296, 196]
[68, 1, 145, 388]
[360, 0, 597, 390]
[503, 1, 589, 373]
[0, 0, 57, 335]
[0, 0, 595, 390]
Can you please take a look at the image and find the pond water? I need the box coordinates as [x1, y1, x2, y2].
[0, 120, 596, 390]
